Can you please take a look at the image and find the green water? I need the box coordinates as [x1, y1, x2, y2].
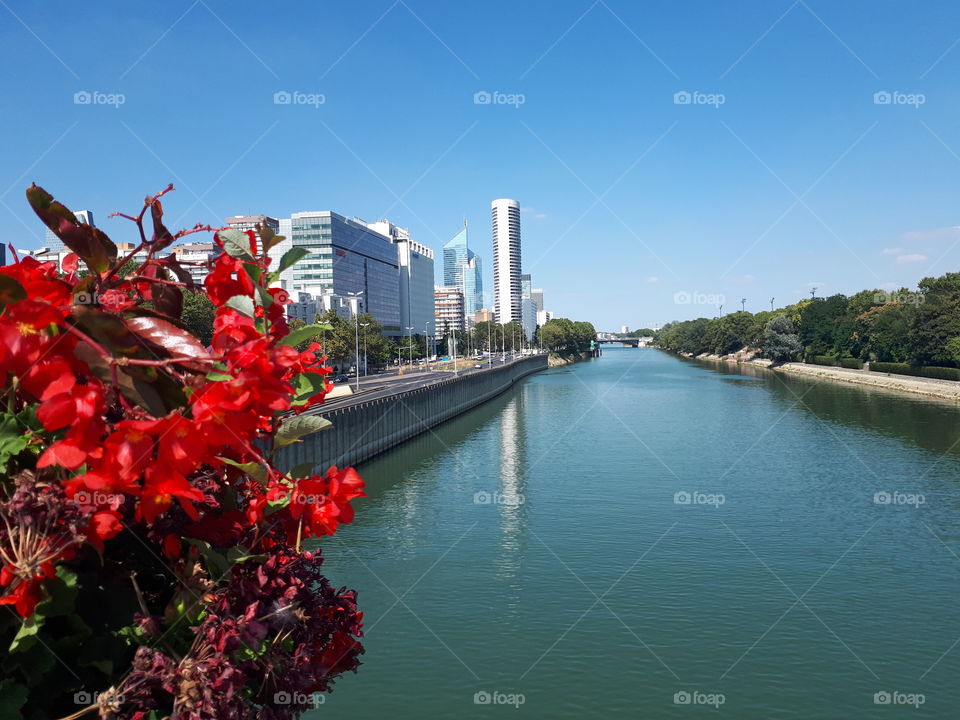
[313, 347, 960, 718]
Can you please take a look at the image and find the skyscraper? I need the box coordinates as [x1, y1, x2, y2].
[491, 198, 521, 324]
[366, 220, 435, 337]
[442, 223, 483, 323]
[520, 273, 536, 341]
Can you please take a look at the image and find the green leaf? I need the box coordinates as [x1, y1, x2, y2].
[279, 323, 330, 347]
[288, 461, 315, 478]
[225, 294, 255, 317]
[217, 456, 267, 485]
[0, 274, 26, 312]
[0, 414, 29, 467]
[276, 414, 332, 447]
[183, 539, 231, 578]
[0, 680, 29, 718]
[255, 284, 273, 308]
[205, 371, 233, 382]
[217, 228, 255, 261]
[276, 247, 311, 274]
[9, 617, 39, 653]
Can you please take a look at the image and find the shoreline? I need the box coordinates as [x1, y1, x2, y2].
[675, 351, 960, 403]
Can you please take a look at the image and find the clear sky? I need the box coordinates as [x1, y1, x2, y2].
[2, 1, 959, 330]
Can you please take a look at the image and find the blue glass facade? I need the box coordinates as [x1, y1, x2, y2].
[290, 212, 400, 331]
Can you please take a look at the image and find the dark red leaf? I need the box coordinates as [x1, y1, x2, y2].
[26, 184, 118, 273]
[125, 316, 212, 370]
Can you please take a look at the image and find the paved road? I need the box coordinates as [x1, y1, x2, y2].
[308, 355, 536, 413]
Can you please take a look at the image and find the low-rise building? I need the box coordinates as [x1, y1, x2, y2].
[435, 286, 464, 335]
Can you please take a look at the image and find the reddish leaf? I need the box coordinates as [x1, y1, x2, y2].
[26, 184, 117, 273]
[150, 198, 176, 252]
[125, 316, 212, 370]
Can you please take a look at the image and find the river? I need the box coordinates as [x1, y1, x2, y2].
[313, 347, 960, 718]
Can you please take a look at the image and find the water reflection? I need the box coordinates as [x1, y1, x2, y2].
[494, 395, 529, 587]
[692, 358, 960, 459]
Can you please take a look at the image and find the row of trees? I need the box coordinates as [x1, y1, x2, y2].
[657, 272, 960, 367]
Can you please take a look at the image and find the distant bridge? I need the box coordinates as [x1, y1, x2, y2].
[595, 337, 650, 347]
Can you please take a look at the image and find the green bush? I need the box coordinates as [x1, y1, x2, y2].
[840, 358, 864, 369]
[869, 362, 960, 381]
[807, 355, 838, 367]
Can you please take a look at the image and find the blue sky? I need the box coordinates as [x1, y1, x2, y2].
[2, 1, 960, 330]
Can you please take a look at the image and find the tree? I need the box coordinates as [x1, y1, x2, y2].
[760, 315, 803, 362]
[908, 273, 960, 367]
[180, 287, 215, 345]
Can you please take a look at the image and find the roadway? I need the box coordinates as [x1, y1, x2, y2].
[307, 354, 538, 413]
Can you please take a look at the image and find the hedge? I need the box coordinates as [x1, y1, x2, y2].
[868, 362, 960, 381]
[840, 358, 864, 370]
[807, 355, 838, 367]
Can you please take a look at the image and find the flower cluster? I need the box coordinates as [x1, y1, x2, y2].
[0, 185, 364, 720]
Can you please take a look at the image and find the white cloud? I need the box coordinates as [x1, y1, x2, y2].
[520, 206, 546, 220]
[896, 253, 927, 264]
[882, 247, 901, 255]
[645, 276, 659, 284]
[897, 226, 960, 243]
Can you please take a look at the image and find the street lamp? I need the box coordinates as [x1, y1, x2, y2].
[405, 326, 414, 370]
[360, 322, 370, 377]
[424, 321, 431, 371]
[346, 291, 363, 393]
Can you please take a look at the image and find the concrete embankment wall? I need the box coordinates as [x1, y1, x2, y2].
[278, 355, 548, 471]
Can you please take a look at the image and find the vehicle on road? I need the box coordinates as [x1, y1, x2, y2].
[333, 375, 349, 384]
[474, 363, 482, 369]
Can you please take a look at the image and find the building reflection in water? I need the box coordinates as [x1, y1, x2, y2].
[494, 394, 529, 598]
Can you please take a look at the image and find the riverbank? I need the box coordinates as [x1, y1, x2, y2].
[277, 354, 548, 471]
[548, 351, 594, 368]
[684, 351, 960, 402]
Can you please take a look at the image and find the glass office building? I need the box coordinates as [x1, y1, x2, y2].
[288, 211, 400, 332]
[442, 224, 483, 324]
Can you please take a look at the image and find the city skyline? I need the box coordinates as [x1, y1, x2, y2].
[3, 2, 960, 330]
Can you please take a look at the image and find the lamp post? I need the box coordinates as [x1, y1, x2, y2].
[424, 321, 431, 371]
[346, 291, 363, 393]
[360, 322, 370, 376]
[451, 327, 458, 376]
[405, 326, 414, 370]
[487, 322, 492, 368]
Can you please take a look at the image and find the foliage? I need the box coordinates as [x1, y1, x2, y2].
[655, 273, 960, 372]
[0, 186, 365, 720]
[840, 357, 864, 370]
[539, 318, 597, 355]
[869, 362, 960, 381]
[180, 287, 215, 345]
[758, 315, 803, 362]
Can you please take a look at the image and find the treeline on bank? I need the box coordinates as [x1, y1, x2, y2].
[655, 272, 960, 381]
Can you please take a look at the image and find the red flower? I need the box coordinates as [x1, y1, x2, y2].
[0, 562, 55, 618]
[204, 254, 254, 306]
[288, 466, 365, 538]
[136, 468, 206, 524]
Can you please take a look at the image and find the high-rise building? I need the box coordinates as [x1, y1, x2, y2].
[442, 223, 483, 324]
[520, 273, 537, 341]
[45, 209, 94, 252]
[172, 242, 217, 285]
[365, 220, 435, 337]
[434, 286, 464, 335]
[491, 198, 521, 324]
[285, 211, 400, 331]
